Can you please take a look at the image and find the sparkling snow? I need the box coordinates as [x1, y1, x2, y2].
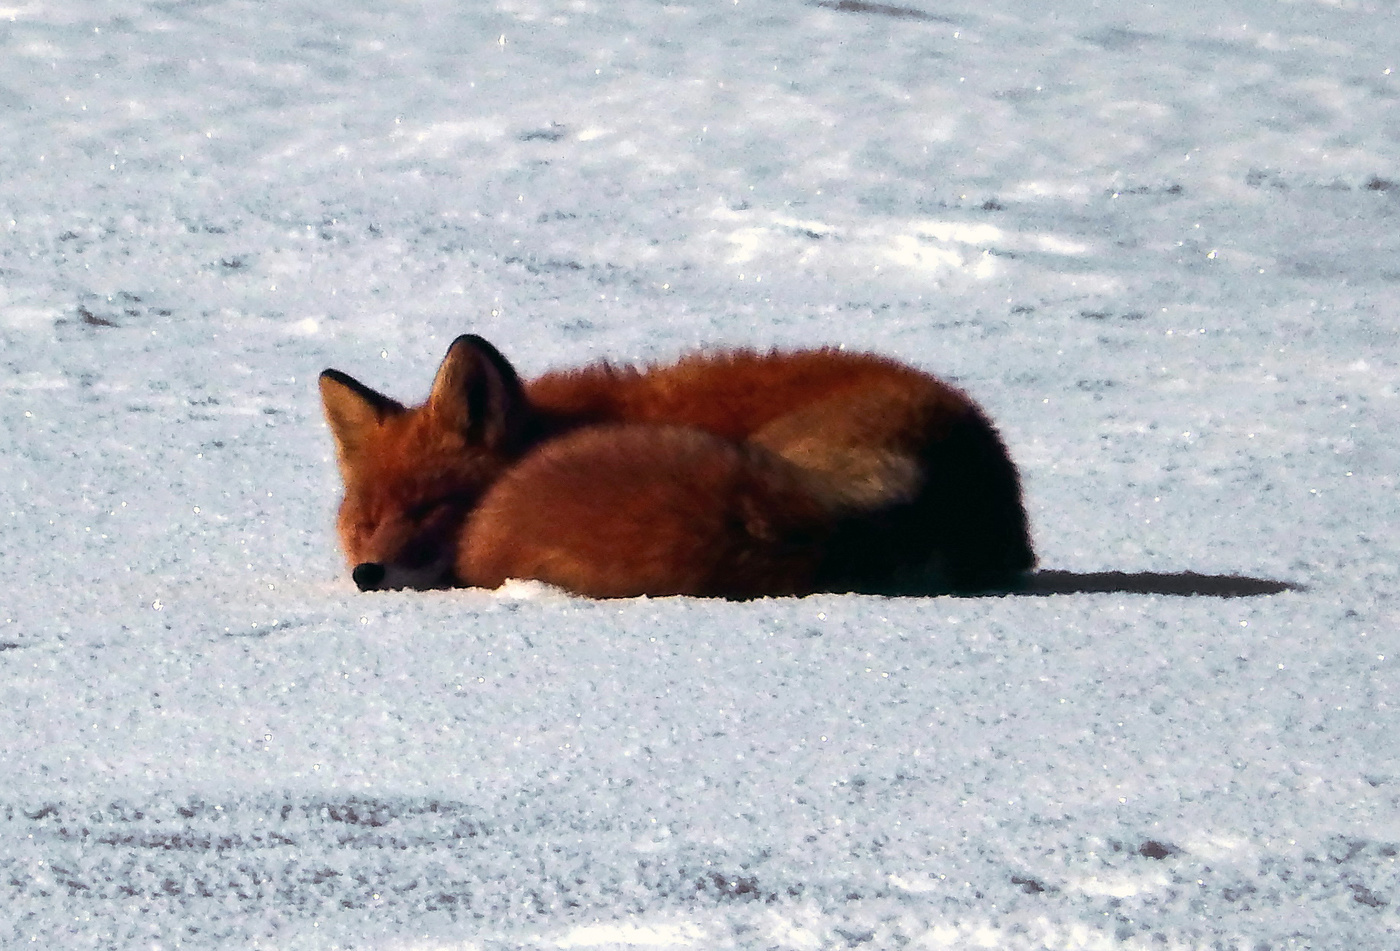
[1, 0, 1397, 948]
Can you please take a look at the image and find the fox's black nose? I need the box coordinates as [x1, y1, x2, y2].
[352, 562, 386, 591]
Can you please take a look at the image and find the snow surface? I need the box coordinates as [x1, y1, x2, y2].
[2, 0, 1398, 947]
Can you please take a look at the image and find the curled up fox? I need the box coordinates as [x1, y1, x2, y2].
[319, 335, 1034, 598]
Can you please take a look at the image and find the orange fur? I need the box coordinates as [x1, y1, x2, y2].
[463, 426, 831, 598]
[319, 335, 1034, 597]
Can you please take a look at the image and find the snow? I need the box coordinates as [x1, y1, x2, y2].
[1, 0, 1397, 947]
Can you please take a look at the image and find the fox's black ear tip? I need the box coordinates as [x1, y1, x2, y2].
[449, 333, 485, 347]
[447, 333, 502, 357]
[319, 368, 349, 386]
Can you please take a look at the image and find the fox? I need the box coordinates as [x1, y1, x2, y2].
[318, 334, 1034, 598]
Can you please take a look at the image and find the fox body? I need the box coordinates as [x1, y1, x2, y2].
[319, 335, 1034, 598]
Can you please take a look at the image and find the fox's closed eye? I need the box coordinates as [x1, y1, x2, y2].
[406, 500, 445, 521]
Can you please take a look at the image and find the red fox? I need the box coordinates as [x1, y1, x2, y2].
[319, 335, 1034, 598]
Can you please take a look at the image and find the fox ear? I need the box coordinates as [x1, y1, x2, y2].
[319, 369, 405, 465]
[427, 334, 525, 446]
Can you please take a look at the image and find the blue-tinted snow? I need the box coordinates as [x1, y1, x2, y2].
[1, 0, 1397, 947]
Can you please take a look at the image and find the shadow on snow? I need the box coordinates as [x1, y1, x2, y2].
[995, 570, 1297, 599]
[847, 569, 1300, 599]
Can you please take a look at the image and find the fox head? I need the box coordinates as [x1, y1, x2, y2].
[319, 334, 528, 591]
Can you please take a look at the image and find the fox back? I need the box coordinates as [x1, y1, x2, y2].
[319, 335, 1034, 596]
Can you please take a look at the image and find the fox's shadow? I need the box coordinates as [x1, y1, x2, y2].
[1014, 570, 1298, 598]
[861, 570, 1300, 599]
